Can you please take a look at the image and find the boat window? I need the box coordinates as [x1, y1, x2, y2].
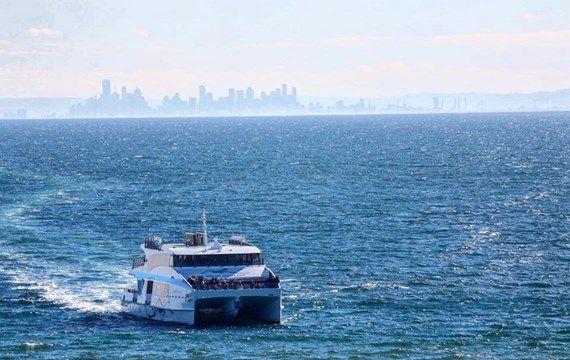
[172, 253, 263, 267]
[146, 280, 154, 294]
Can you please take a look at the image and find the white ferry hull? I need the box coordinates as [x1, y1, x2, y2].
[121, 288, 281, 326]
[122, 302, 196, 324]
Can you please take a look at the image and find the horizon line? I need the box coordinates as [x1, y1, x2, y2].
[3, 109, 570, 121]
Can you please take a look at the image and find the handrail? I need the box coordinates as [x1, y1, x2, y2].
[187, 278, 280, 291]
[132, 256, 145, 269]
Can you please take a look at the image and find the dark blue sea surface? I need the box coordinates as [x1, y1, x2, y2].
[0, 113, 568, 358]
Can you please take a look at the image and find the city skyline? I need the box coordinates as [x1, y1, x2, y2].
[4, 77, 570, 119]
[68, 79, 378, 117]
[71, 80, 304, 116]
[3, 77, 570, 119]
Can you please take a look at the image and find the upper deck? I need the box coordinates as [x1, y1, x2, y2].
[138, 233, 265, 269]
[130, 232, 276, 287]
[160, 243, 261, 256]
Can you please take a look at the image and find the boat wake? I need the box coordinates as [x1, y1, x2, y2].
[6, 267, 123, 313]
[0, 189, 130, 315]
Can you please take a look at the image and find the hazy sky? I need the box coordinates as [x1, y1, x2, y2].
[1, 0, 569, 98]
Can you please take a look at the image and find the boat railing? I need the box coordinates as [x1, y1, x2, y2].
[187, 277, 280, 291]
[132, 256, 146, 269]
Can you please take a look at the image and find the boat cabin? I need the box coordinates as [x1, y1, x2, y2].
[139, 233, 264, 269]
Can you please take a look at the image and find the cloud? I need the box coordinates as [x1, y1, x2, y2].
[131, 28, 150, 38]
[243, 30, 570, 50]
[243, 40, 311, 49]
[26, 27, 61, 37]
[432, 30, 570, 47]
[324, 30, 570, 49]
[321, 35, 394, 47]
[242, 36, 394, 49]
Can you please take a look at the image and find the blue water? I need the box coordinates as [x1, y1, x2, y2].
[0, 113, 568, 358]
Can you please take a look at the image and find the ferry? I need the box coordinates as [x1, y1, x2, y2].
[121, 215, 281, 325]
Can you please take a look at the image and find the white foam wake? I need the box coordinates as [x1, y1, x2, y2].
[9, 270, 124, 313]
[0, 191, 131, 315]
[1, 244, 131, 314]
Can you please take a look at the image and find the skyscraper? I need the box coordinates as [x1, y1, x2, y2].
[245, 87, 254, 102]
[227, 88, 236, 111]
[281, 84, 287, 97]
[102, 79, 111, 97]
[198, 85, 206, 112]
[188, 97, 197, 113]
[236, 90, 244, 109]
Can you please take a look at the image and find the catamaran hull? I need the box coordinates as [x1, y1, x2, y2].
[121, 302, 196, 325]
[121, 290, 281, 326]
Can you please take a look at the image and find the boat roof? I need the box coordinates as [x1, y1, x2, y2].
[159, 242, 262, 256]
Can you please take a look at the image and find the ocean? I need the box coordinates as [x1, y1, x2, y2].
[0, 113, 568, 358]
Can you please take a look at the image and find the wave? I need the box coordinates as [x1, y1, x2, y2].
[0, 187, 130, 315]
[8, 270, 123, 313]
[332, 281, 410, 293]
[0, 238, 129, 314]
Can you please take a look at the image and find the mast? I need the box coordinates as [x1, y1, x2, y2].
[202, 209, 208, 247]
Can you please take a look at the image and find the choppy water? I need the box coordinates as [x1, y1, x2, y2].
[0, 113, 568, 359]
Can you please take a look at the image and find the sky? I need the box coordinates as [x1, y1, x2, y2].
[0, 0, 569, 99]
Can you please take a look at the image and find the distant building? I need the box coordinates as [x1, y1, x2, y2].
[69, 80, 152, 117]
[159, 92, 189, 115]
[198, 85, 206, 112]
[228, 88, 236, 111]
[2, 108, 27, 119]
[102, 79, 111, 97]
[335, 100, 344, 111]
[245, 87, 254, 102]
[236, 90, 245, 111]
[432, 97, 440, 111]
[188, 97, 197, 113]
